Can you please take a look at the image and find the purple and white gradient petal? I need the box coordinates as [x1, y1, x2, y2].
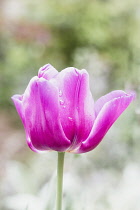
[75, 92, 135, 153]
[12, 64, 135, 154]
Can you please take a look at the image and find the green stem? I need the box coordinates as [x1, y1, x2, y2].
[56, 152, 65, 210]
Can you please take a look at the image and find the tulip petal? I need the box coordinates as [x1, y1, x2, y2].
[12, 94, 24, 124]
[95, 90, 128, 116]
[14, 76, 71, 152]
[50, 68, 80, 142]
[12, 93, 40, 153]
[38, 78, 71, 151]
[77, 93, 135, 153]
[69, 69, 95, 150]
[38, 63, 58, 80]
[51, 68, 95, 149]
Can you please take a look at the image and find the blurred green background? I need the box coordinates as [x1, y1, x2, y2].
[0, 0, 140, 209]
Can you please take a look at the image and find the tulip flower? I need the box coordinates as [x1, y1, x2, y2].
[12, 64, 135, 210]
[12, 64, 135, 153]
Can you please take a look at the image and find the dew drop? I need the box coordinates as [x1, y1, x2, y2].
[63, 105, 66, 109]
[68, 117, 73, 121]
[59, 90, 63, 97]
[60, 100, 64, 105]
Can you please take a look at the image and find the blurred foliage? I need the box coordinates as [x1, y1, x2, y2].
[0, 0, 140, 107]
[0, 0, 140, 209]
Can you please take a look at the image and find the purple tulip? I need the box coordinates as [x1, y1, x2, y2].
[12, 64, 135, 153]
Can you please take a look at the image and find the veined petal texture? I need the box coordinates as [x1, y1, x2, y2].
[50, 67, 95, 150]
[12, 64, 135, 153]
[12, 67, 71, 152]
[77, 91, 135, 153]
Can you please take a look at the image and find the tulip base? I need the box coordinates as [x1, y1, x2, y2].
[56, 152, 65, 210]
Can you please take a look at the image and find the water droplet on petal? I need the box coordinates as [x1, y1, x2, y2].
[63, 105, 66, 109]
[60, 100, 64, 105]
[68, 117, 73, 121]
[59, 90, 63, 97]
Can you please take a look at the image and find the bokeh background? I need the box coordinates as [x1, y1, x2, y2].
[0, 0, 140, 209]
